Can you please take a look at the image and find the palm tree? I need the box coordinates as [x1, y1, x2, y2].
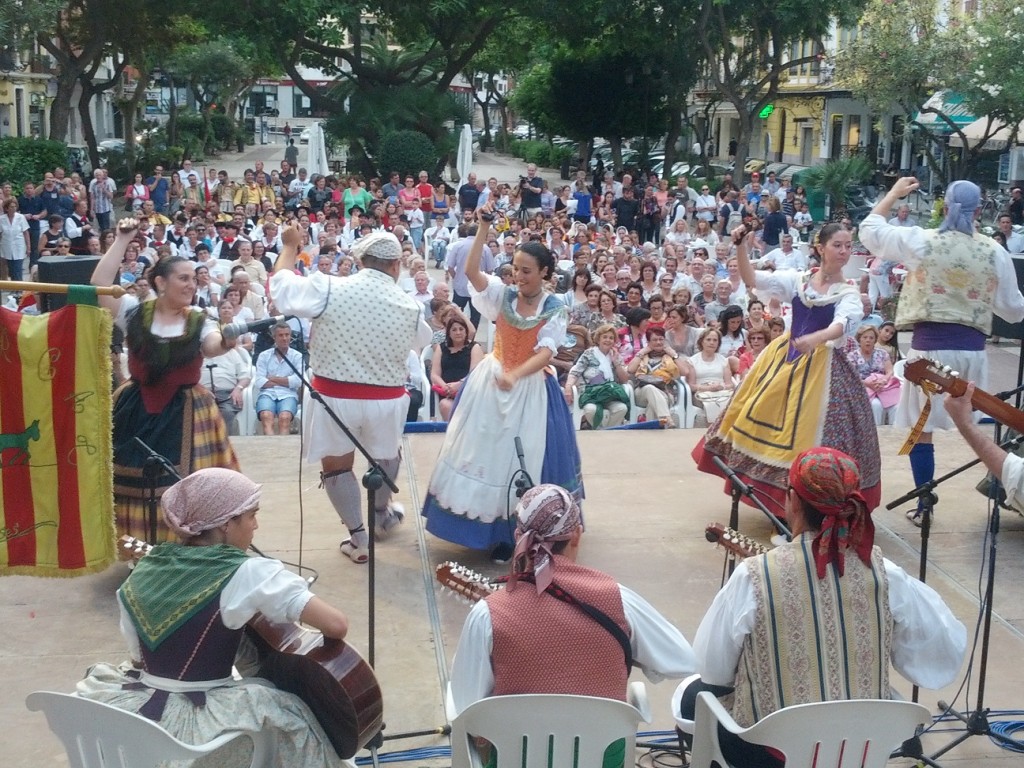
[802, 156, 875, 220]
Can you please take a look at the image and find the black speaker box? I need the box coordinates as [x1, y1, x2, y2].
[36, 255, 102, 312]
[991, 255, 1024, 342]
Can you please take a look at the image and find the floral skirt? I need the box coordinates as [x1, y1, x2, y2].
[692, 335, 881, 516]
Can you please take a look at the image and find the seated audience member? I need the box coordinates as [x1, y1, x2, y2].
[703, 280, 736, 326]
[76, 469, 352, 768]
[627, 326, 683, 427]
[761, 233, 808, 272]
[564, 323, 631, 429]
[716, 304, 746, 357]
[664, 304, 699, 358]
[254, 322, 303, 435]
[450, 485, 697, 765]
[618, 307, 650, 364]
[675, 448, 966, 767]
[736, 327, 769, 377]
[431, 316, 483, 422]
[686, 328, 735, 424]
[847, 324, 901, 426]
[767, 315, 787, 340]
[205, 299, 254, 433]
[405, 349, 425, 422]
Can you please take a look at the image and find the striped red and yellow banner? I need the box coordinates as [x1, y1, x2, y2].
[0, 303, 115, 576]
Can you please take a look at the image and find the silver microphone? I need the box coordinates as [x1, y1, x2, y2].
[220, 315, 286, 341]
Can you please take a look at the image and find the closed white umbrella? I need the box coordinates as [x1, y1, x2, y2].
[456, 124, 473, 183]
[306, 122, 329, 178]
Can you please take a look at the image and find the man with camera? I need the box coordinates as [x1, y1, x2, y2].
[519, 164, 544, 219]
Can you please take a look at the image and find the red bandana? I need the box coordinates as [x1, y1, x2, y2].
[789, 448, 874, 579]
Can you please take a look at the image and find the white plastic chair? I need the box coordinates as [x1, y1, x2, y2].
[238, 376, 259, 436]
[684, 691, 931, 768]
[673, 377, 698, 428]
[475, 319, 495, 353]
[449, 691, 648, 768]
[26, 690, 272, 768]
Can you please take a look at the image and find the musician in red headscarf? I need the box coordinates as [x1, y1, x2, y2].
[674, 448, 966, 767]
[449, 484, 695, 767]
[77, 468, 352, 767]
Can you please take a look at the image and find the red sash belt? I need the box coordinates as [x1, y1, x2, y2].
[311, 375, 406, 400]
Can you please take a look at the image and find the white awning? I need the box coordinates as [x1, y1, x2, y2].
[947, 116, 1023, 150]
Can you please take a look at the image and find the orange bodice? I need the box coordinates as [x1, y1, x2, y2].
[492, 312, 543, 373]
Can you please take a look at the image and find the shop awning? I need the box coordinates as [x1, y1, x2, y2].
[947, 116, 1023, 150]
[912, 90, 976, 133]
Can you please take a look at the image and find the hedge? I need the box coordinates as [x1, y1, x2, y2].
[0, 138, 69, 188]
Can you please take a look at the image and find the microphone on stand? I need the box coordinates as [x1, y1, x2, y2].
[712, 455, 754, 497]
[514, 436, 534, 498]
[220, 315, 288, 342]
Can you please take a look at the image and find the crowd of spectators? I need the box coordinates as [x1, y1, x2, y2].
[2, 152, 916, 431]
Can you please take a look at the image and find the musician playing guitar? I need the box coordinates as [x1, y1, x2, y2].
[947, 381, 1024, 509]
[449, 484, 696, 768]
[77, 468, 355, 767]
[674, 448, 965, 768]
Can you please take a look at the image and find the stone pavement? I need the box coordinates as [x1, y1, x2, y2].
[6, 422, 1024, 766]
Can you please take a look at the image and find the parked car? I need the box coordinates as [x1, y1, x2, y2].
[299, 127, 311, 145]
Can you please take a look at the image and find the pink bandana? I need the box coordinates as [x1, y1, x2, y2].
[508, 484, 582, 594]
[162, 468, 262, 538]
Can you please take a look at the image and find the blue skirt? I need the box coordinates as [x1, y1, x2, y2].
[421, 362, 583, 551]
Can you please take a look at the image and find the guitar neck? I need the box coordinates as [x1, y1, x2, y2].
[971, 387, 1024, 434]
[705, 523, 769, 559]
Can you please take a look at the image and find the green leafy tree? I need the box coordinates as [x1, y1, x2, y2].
[697, 0, 868, 180]
[835, 0, 1024, 179]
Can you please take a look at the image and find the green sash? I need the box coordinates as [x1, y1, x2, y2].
[120, 543, 250, 650]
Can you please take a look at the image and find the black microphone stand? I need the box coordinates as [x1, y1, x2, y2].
[274, 351, 393, 767]
[133, 437, 180, 544]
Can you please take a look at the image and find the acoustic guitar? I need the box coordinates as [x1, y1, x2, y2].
[704, 522, 769, 560]
[434, 560, 499, 603]
[904, 358, 1024, 433]
[119, 536, 383, 759]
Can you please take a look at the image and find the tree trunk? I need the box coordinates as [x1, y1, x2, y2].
[610, 136, 623, 172]
[479, 99, 493, 151]
[496, 103, 510, 152]
[48, 73, 79, 142]
[733, 110, 756, 184]
[123, 73, 149, 178]
[662, 98, 683, 181]
[77, 83, 99, 171]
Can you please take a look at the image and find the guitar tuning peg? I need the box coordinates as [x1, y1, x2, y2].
[950, 370, 960, 378]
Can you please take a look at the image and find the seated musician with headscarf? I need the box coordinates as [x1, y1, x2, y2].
[450, 484, 697, 767]
[674, 448, 967, 768]
[77, 468, 353, 768]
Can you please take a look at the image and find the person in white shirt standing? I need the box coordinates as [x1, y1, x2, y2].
[89, 169, 117, 231]
[271, 226, 432, 564]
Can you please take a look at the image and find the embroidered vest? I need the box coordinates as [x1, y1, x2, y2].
[491, 289, 566, 373]
[731, 534, 893, 728]
[307, 269, 422, 386]
[895, 231, 999, 334]
[488, 557, 629, 701]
